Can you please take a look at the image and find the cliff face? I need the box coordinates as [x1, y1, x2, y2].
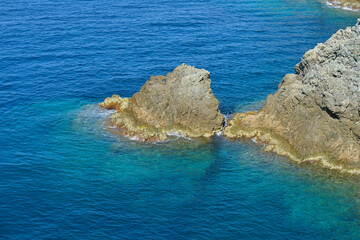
[224, 19, 360, 164]
[100, 64, 225, 141]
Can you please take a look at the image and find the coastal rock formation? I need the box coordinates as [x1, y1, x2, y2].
[328, 0, 360, 11]
[100, 64, 225, 141]
[224, 19, 360, 165]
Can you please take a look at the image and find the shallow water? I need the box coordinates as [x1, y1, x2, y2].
[1, 0, 360, 239]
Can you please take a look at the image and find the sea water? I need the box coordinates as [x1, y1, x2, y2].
[1, 0, 360, 239]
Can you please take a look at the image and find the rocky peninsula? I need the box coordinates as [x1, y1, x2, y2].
[224, 19, 360, 167]
[99, 64, 225, 141]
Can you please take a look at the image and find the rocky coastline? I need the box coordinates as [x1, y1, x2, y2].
[224, 19, 360, 169]
[327, 0, 360, 11]
[100, 19, 360, 170]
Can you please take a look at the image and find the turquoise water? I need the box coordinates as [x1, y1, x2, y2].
[1, 0, 360, 239]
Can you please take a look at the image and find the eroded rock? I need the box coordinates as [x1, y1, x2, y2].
[99, 64, 225, 141]
[224, 19, 360, 165]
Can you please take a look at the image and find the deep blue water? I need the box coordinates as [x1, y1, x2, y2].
[1, 0, 360, 239]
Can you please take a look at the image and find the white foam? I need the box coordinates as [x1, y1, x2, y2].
[72, 104, 119, 140]
[224, 114, 229, 128]
[326, 1, 360, 11]
[327, 0, 341, 5]
[167, 131, 192, 140]
[216, 114, 230, 136]
[129, 135, 140, 141]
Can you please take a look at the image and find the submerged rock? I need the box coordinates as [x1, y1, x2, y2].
[100, 64, 225, 141]
[224, 19, 360, 165]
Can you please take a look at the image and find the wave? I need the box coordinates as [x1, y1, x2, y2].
[75, 104, 196, 143]
[166, 131, 192, 141]
[73, 103, 117, 139]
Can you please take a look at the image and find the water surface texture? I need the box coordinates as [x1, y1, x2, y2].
[1, 0, 360, 239]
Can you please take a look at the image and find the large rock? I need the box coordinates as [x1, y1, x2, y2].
[224, 19, 360, 166]
[100, 64, 225, 141]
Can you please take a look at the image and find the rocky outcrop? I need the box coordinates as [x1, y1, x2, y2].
[100, 64, 225, 141]
[327, 0, 360, 11]
[224, 19, 360, 166]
